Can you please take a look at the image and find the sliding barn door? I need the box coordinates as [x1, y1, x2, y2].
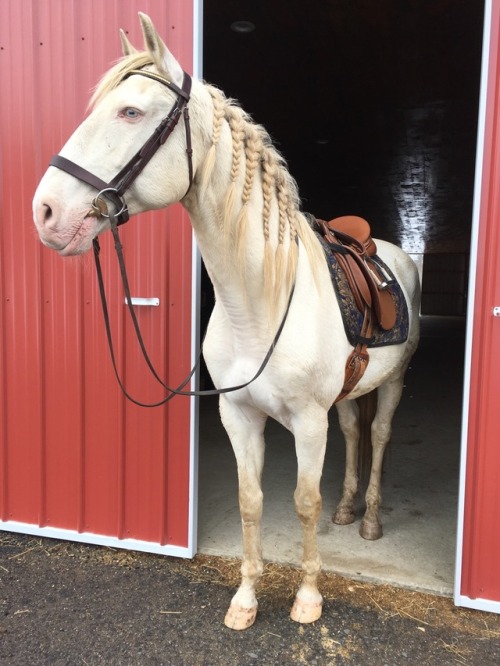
[0, 0, 199, 556]
[455, 0, 500, 613]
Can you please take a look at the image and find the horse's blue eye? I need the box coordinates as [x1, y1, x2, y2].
[121, 107, 142, 120]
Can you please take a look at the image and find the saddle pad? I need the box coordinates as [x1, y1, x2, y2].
[315, 233, 409, 348]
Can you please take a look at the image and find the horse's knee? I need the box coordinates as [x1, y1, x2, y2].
[294, 486, 322, 524]
[239, 487, 263, 522]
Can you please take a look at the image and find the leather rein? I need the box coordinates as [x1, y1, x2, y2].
[49, 68, 295, 407]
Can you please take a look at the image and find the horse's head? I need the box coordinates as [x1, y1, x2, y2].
[33, 13, 197, 255]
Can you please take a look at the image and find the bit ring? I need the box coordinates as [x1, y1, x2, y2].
[91, 188, 128, 219]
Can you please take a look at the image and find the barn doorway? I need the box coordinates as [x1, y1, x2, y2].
[197, 1, 484, 594]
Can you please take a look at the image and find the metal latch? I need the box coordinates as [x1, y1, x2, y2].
[124, 297, 160, 307]
[493, 306, 500, 317]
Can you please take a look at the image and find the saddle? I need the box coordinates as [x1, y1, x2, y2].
[314, 215, 398, 402]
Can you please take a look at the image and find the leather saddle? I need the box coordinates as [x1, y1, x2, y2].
[314, 215, 398, 402]
[319, 215, 397, 331]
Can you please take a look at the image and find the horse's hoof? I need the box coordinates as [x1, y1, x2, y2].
[332, 506, 355, 525]
[290, 597, 323, 624]
[360, 519, 383, 540]
[224, 604, 257, 630]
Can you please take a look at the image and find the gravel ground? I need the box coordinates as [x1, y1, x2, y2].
[1, 532, 499, 665]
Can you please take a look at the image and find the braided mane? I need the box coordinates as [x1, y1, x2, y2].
[199, 85, 323, 315]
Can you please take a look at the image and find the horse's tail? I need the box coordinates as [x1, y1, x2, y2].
[357, 389, 378, 479]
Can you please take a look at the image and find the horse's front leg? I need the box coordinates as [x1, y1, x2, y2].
[290, 408, 329, 624]
[219, 396, 267, 630]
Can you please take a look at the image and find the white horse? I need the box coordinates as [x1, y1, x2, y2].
[33, 14, 420, 630]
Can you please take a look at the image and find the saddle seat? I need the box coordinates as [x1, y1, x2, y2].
[326, 215, 377, 257]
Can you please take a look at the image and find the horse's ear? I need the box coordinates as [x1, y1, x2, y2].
[119, 29, 137, 56]
[138, 12, 184, 88]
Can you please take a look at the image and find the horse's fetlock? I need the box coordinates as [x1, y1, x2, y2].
[302, 555, 322, 577]
[241, 559, 263, 580]
[365, 490, 381, 508]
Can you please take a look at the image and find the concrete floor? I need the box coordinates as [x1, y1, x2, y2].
[198, 315, 465, 596]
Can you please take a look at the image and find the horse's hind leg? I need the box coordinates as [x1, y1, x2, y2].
[360, 377, 405, 540]
[332, 399, 360, 526]
[290, 408, 328, 624]
[220, 397, 267, 630]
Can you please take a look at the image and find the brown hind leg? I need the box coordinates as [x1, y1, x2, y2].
[332, 399, 360, 526]
[360, 379, 404, 540]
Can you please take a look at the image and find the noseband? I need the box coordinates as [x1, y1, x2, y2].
[50, 68, 193, 224]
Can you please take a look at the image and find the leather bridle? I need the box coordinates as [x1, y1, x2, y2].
[50, 68, 194, 224]
[49, 67, 295, 407]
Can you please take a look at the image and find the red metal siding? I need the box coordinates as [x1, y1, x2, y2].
[460, 0, 500, 603]
[0, 1, 195, 550]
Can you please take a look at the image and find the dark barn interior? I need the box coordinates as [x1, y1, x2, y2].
[197, 1, 485, 593]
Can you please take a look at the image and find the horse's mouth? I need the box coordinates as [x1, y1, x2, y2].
[55, 214, 101, 256]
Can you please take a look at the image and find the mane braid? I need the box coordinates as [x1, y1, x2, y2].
[236, 125, 262, 272]
[199, 89, 226, 199]
[261, 151, 276, 309]
[224, 109, 245, 250]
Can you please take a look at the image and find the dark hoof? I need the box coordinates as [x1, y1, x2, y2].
[360, 519, 383, 540]
[332, 507, 356, 526]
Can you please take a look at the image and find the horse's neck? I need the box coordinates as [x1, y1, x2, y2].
[186, 180, 269, 327]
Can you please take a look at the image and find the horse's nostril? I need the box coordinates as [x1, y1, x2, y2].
[40, 204, 53, 225]
[43, 204, 53, 223]
[34, 198, 59, 231]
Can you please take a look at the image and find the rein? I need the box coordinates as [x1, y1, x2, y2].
[93, 219, 295, 407]
[50, 67, 295, 407]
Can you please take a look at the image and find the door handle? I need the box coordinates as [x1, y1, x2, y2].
[124, 297, 160, 307]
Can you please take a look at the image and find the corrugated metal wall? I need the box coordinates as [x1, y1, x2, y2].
[0, 0, 196, 553]
[455, 0, 500, 612]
